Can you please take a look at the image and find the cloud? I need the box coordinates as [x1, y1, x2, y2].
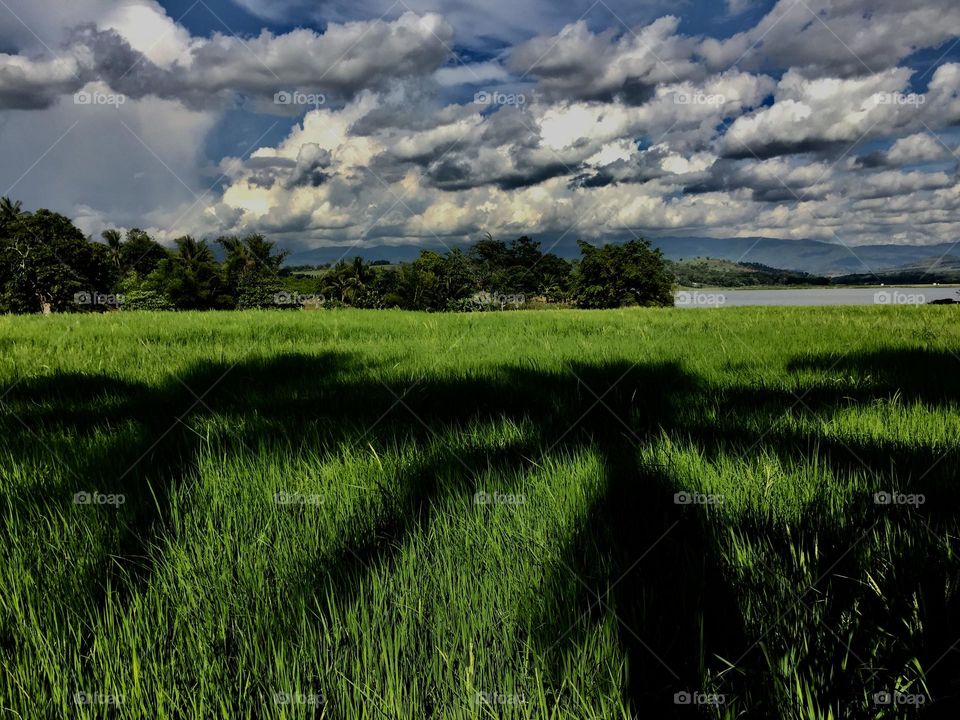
[2, 0, 960, 253]
[229, 0, 679, 49]
[0, 87, 217, 235]
[725, 0, 756, 15]
[509, 17, 702, 104]
[0, 54, 84, 109]
[719, 68, 919, 159]
[858, 132, 952, 167]
[702, 0, 960, 77]
[202, 83, 960, 252]
[0, 12, 455, 111]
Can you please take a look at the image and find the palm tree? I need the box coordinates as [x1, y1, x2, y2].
[0, 196, 25, 233]
[243, 233, 287, 272]
[219, 233, 288, 283]
[351, 256, 375, 286]
[158, 236, 224, 309]
[0, 196, 23, 220]
[101, 229, 123, 271]
[321, 261, 362, 304]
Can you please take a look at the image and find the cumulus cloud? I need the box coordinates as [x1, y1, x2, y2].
[720, 68, 923, 158]
[509, 17, 702, 104]
[858, 133, 953, 167]
[1, 0, 959, 252]
[0, 54, 84, 110]
[702, 0, 960, 77]
[0, 12, 454, 111]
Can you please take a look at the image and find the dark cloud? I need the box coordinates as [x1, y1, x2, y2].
[0, 12, 455, 111]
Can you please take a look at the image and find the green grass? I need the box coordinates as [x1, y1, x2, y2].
[1, 307, 959, 718]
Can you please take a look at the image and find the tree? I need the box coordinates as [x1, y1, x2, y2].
[320, 261, 361, 304]
[152, 236, 230, 310]
[0, 196, 26, 237]
[392, 250, 475, 311]
[573, 239, 674, 309]
[101, 229, 123, 271]
[537, 252, 574, 302]
[0, 209, 113, 313]
[119, 229, 169, 278]
[218, 233, 289, 308]
[467, 234, 570, 298]
[468, 233, 510, 290]
[319, 257, 379, 306]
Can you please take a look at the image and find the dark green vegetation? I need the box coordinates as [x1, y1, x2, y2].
[670, 256, 960, 290]
[668, 258, 831, 288]
[1, 308, 959, 718]
[834, 259, 960, 287]
[0, 200, 673, 313]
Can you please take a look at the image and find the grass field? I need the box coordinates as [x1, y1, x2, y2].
[1, 307, 959, 718]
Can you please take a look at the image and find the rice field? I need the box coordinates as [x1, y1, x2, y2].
[1, 307, 959, 718]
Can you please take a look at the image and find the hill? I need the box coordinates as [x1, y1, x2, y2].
[650, 237, 960, 276]
[668, 258, 829, 288]
[286, 236, 960, 277]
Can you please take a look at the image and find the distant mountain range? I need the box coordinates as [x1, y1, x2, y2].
[285, 236, 960, 277]
[648, 237, 960, 276]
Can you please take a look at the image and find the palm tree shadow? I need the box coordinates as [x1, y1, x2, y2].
[0, 353, 359, 609]
[4, 346, 960, 717]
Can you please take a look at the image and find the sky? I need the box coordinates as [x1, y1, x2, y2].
[0, 0, 958, 257]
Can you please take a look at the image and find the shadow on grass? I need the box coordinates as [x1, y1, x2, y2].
[1, 347, 959, 716]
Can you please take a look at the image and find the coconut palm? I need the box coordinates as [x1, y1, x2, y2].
[0, 196, 25, 233]
[0, 196, 23, 221]
[101, 229, 123, 270]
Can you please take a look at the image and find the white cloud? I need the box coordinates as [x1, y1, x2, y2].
[703, 0, 960, 77]
[720, 68, 918, 157]
[0, 11, 455, 110]
[2, 0, 960, 252]
[885, 133, 950, 165]
[509, 17, 702, 103]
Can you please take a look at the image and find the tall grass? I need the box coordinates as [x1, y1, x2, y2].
[0, 307, 958, 718]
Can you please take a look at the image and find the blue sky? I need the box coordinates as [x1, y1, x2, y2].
[0, 0, 958, 256]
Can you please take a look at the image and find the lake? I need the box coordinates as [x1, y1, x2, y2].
[675, 287, 960, 307]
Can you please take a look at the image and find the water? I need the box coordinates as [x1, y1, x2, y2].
[675, 287, 960, 307]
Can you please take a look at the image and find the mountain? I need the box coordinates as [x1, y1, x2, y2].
[286, 243, 448, 267]
[284, 236, 960, 277]
[648, 237, 960, 276]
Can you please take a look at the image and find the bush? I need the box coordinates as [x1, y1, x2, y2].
[121, 290, 175, 311]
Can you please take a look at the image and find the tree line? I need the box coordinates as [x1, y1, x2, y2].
[0, 199, 675, 313]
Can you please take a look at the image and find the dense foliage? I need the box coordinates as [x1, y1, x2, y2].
[0, 200, 676, 313]
[669, 257, 832, 288]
